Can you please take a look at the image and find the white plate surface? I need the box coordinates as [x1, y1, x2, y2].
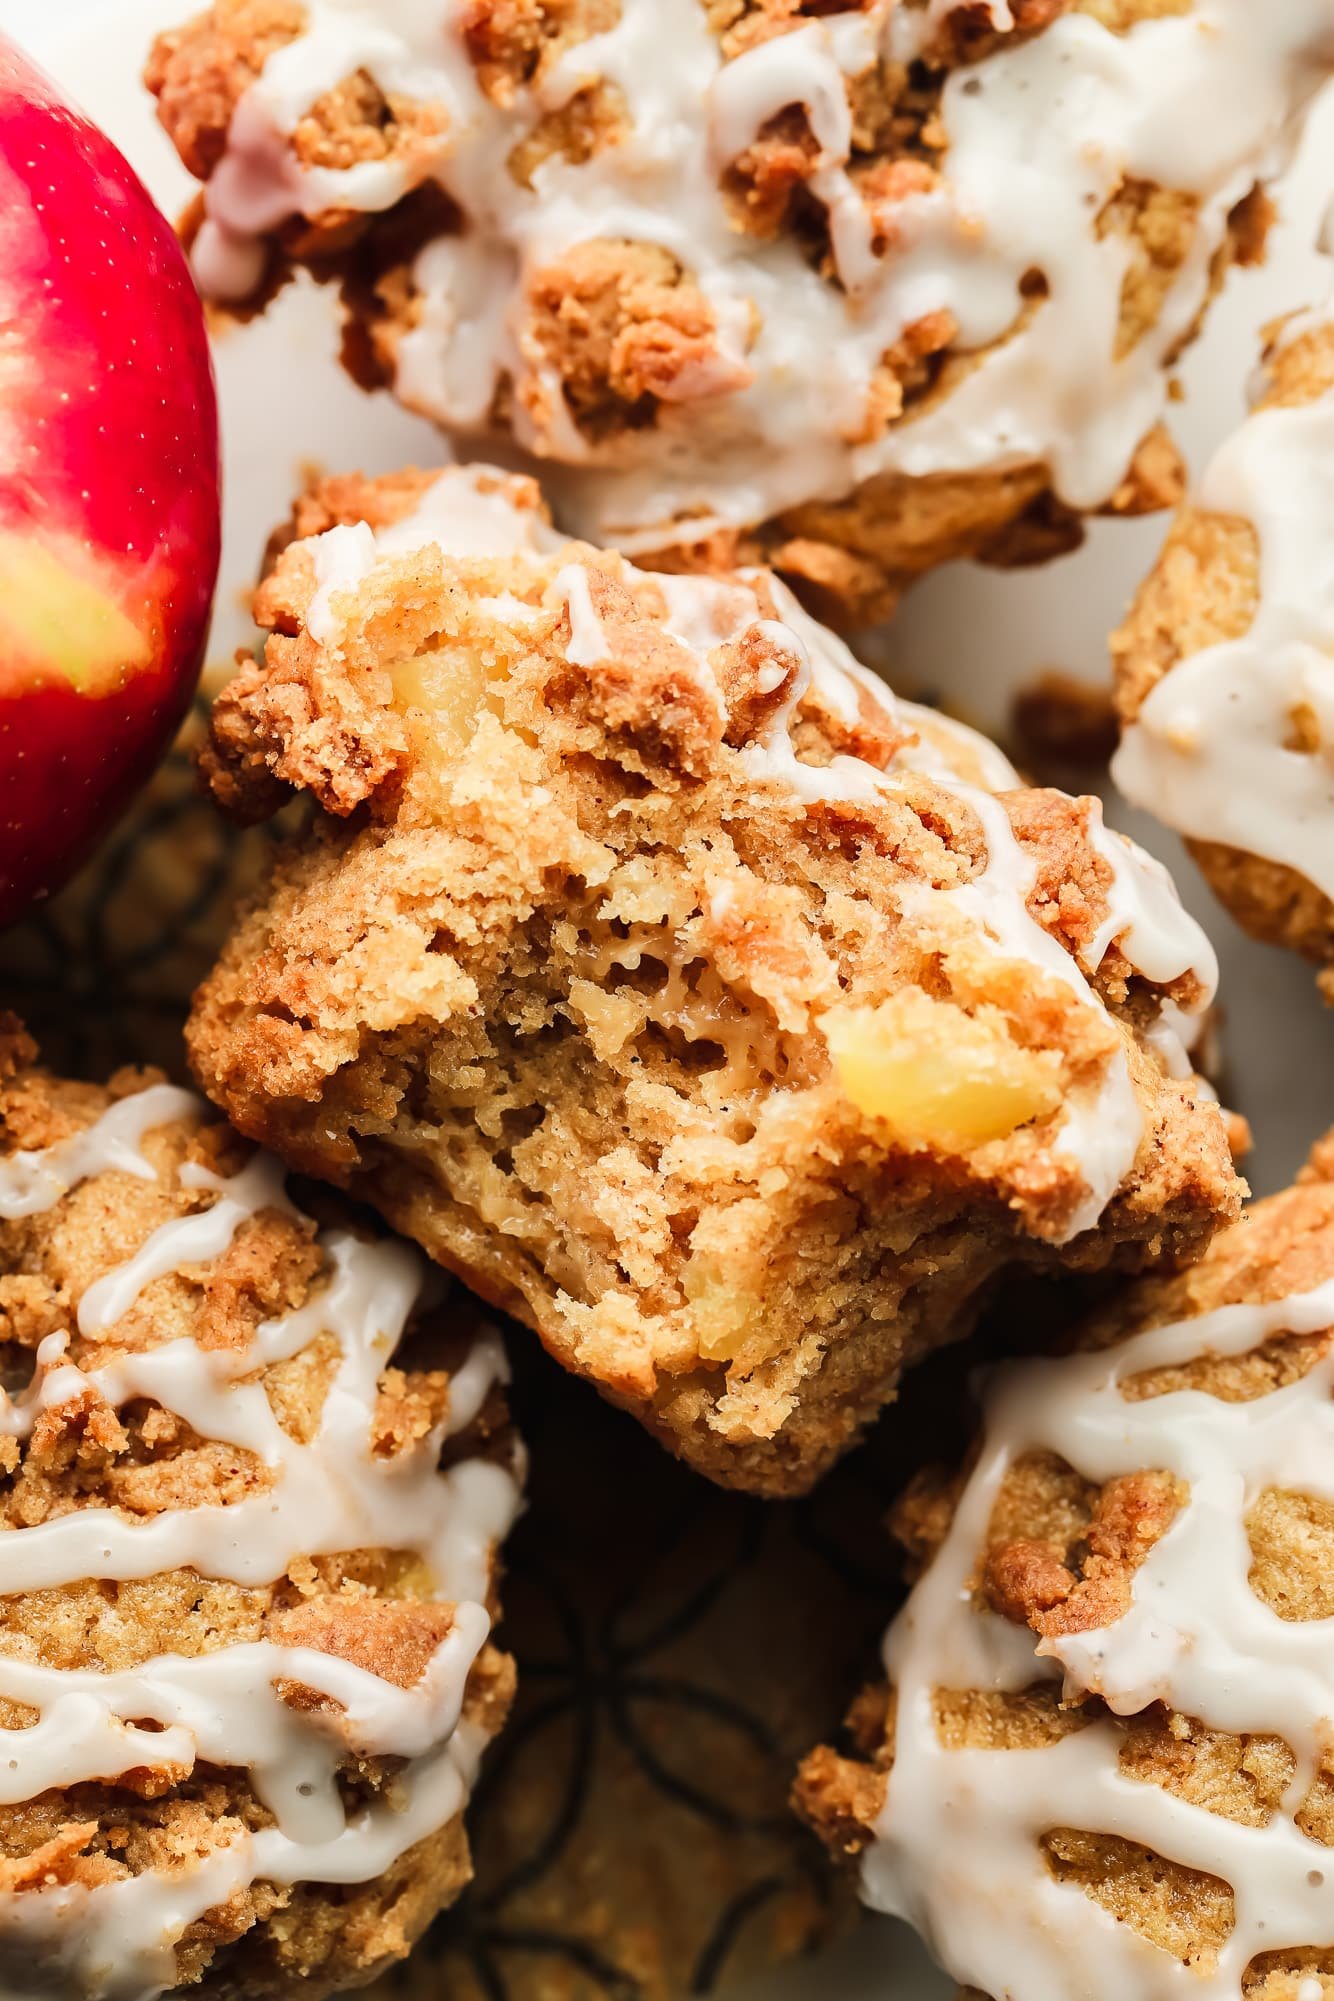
[3, 3, 1333, 1992]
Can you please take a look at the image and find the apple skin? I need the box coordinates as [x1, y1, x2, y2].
[0, 37, 221, 926]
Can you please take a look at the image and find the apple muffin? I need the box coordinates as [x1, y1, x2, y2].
[1114, 300, 1334, 999]
[0, 1019, 521, 2000]
[185, 461, 1240, 1496]
[796, 1137, 1334, 2000]
[146, 0, 1333, 623]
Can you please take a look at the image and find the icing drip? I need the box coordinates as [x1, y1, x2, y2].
[0, 1088, 521, 2000]
[0, 1716, 490, 2001]
[1082, 802, 1219, 996]
[556, 562, 611, 664]
[190, 0, 1333, 545]
[1115, 299, 1334, 906]
[0, 1085, 200, 1221]
[863, 1274, 1334, 2000]
[305, 468, 562, 642]
[294, 462, 1218, 1242]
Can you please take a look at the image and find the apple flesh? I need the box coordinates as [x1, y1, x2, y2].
[0, 36, 220, 925]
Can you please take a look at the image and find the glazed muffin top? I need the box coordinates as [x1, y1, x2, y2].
[800, 1138, 1334, 2001]
[0, 1021, 520, 1999]
[1113, 301, 1334, 989]
[148, 0, 1332, 562]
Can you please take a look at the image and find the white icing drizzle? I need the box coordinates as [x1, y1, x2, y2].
[1083, 802, 1220, 995]
[306, 521, 381, 644]
[863, 1272, 1334, 2000]
[0, 1713, 492, 2001]
[0, 1085, 199, 1222]
[1115, 297, 1334, 910]
[0, 1087, 521, 2000]
[189, 0, 1333, 548]
[304, 467, 563, 642]
[76, 1152, 295, 1337]
[556, 561, 610, 664]
[293, 461, 1219, 1242]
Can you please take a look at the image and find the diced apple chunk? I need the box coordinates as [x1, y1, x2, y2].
[566, 978, 646, 1060]
[684, 1253, 767, 1363]
[826, 991, 1060, 1152]
[391, 645, 490, 761]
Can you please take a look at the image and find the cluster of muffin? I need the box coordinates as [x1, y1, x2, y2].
[5, 1, 1334, 1996]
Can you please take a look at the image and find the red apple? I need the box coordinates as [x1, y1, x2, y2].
[0, 36, 220, 925]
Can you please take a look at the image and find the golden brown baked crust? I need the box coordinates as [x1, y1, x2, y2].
[143, 0, 1285, 624]
[0, 708, 928, 2001]
[0, 1018, 518, 2000]
[185, 464, 1240, 1496]
[1113, 315, 1334, 990]
[145, 0, 307, 182]
[642, 421, 1187, 629]
[796, 1139, 1334, 1997]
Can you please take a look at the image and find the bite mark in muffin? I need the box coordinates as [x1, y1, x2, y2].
[185, 462, 1240, 1495]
